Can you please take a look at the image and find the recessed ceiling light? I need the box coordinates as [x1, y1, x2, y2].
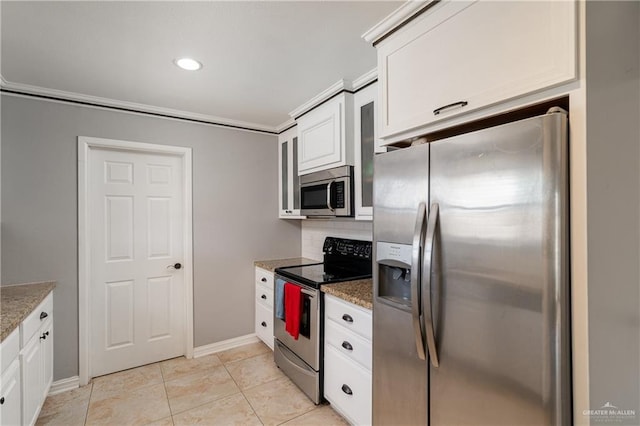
[174, 58, 202, 71]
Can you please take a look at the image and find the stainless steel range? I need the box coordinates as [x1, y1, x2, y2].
[274, 237, 372, 404]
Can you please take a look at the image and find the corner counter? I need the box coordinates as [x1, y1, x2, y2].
[1, 281, 56, 342]
[322, 279, 372, 311]
[254, 257, 319, 273]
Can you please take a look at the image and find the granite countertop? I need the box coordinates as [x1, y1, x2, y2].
[1, 281, 56, 342]
[254, 257, 320, 273]
[322, 279, 373, 310]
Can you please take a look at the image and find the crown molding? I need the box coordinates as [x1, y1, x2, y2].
[362, 0, 431, 44]
[352, 68, 377, 91]
[276, 118, 297, 134]
[0, 76, 279, 135]
[288, 79, 353, 119]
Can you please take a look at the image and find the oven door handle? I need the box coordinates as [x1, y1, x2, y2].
[301, 288, 315, 297]
[326, 181, 335, 212]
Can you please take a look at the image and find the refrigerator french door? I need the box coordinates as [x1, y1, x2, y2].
[372, 108, 571, 425]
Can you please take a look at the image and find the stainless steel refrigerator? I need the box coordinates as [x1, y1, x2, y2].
[372, 108, 571, 425]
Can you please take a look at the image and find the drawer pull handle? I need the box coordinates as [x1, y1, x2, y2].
[261, 294, 267, 300]
[40, 312, 48, 320]
[341, 384, 353, 396]
[261, 321, 267, 327]
[0, 397, 5, 405]
[261, 277, 267, 283]
[342, 314, 354, 323]
[341, 341, 353, 351]
[433, 101, 468, 116]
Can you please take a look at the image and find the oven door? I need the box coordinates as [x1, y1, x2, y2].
[273, 280, 320, 370]
[300, 176, 351, 217]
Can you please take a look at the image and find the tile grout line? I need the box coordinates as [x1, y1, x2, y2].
[84, 381, 94, 426]
[165, 354, 247, 420]
[159, 363, 176, 425]
[220, 354, 266, 425]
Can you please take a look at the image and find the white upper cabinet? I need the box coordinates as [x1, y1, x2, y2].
[374, 0, 577, 141]
[297, 93, 354, 175]
[353, 82, 384, 221]
[278, 127, 304, 219]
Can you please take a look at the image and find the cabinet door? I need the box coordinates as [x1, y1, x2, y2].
[377, 0, 576, 140]
[21, 334, 43, 426]
[297, 94, 353, 174]
[278, 128, 303, 218]
[255, 303, 274, 350]
[41, 322, 53, 397]
[324, 344, 372, 426]
[354, 83, 382, 220]
[0, 358, 22, 426]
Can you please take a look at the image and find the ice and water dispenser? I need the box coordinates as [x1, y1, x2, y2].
[376, 241, 415, 310]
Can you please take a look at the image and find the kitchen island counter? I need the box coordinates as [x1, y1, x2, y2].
[1, 281, 56, 342]
[322, 279, 372, 310]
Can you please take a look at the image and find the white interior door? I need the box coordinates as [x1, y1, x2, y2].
[89, 147, 185, 377]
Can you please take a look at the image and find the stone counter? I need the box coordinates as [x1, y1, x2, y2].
[1, 281, 56, 342]
[254, 257, 320, 273]
[322, 279, 373, 310]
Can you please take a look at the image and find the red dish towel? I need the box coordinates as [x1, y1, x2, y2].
[284, 282, 302, 340]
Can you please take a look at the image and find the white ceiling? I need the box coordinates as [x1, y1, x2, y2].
[1, 1, 402, 132]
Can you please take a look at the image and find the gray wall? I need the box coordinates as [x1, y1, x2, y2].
[1, 95, 302, 380]
[586, 2, 640, 422]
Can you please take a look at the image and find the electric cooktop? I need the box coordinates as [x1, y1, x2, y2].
[275, 237, 372, 289]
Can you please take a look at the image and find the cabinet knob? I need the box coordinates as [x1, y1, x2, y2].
[342, 314, 354, 323]
[261, 277, 267, 283]
[261, 294, 267, 300]
[261, 321, 267, 327]
[0, 397, 5, 405]
[341, 384, 353, 396]
[40, 312, 48, 320]
[341, 341, 353, 351]
[40, 333, 47, 340]
[167, 263, 182, 270]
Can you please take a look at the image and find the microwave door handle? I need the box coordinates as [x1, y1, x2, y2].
[326, 181, 335, 211]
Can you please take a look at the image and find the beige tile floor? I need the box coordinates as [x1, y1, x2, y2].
[36, 342, 349, 426]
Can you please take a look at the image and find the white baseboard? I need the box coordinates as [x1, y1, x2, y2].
[193, 334, 260, 358]
[49, 376, 80, 395]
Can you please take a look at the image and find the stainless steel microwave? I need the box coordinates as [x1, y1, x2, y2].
[300, 166, 353, 217]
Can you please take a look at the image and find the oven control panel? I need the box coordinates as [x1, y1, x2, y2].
[323, 237, 372, 260]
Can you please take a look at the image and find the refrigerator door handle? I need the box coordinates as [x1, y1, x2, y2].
[423, 203, 440, 367]
[411, 202, 427, 361]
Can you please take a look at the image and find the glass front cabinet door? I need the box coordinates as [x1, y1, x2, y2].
[354, 81, 384, 220]
[278, 127, 304, 218]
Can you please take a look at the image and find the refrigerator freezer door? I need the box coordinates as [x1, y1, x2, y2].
[373, 143, 429, 426]
[428, 111, 570, 425]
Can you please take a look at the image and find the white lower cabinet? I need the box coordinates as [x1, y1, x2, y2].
[323, 294, 372, 425]
[255, 267, 275, 350]
[0, 329, 22, 426]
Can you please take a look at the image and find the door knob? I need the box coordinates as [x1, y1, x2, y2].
[167, 263, 182, 270]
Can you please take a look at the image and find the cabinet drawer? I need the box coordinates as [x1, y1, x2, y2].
[255, 282, 273, 310]
[325, 319, 372, 371]
[20, 292, 53, 347]
[0, 328, 20, 375]
[325, 294, 372, 340]
[255, 268, 274, 290]
[255, 303, 273, 350]
[324, 344, 371, 426]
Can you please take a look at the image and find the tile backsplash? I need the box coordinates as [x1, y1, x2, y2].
[301, 219, 373, 261]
